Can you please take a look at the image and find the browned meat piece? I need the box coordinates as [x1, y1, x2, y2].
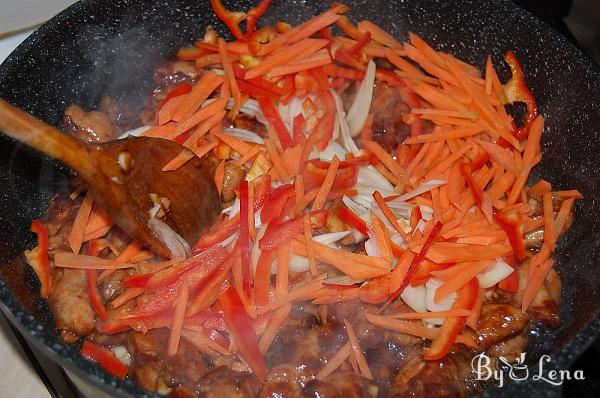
[153, 61, 199, 94]
[129, 329, 208, 394]
[222, 161, 244, 203]
[99, 96, 140, 134]
[391, 354, 470, 398]
[225, 115, 268, 139]
[302, 371, 371, 397]
[259, 364, 310, 398]
[487, 330, 528, 363]
[64, 105, 116, 143]
[48, 268, 95, 342]
[100, 269, 129, 301]
[195, 366, 260, 398]
[327, 301, 383, 349]
[476, 303, 530, 349]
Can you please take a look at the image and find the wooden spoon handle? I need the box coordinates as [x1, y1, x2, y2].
[0, 99, 96, 178]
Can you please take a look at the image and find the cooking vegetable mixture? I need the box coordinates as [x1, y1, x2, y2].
[24, 1, 582, 397]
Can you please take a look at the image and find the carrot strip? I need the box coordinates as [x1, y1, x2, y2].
[68, 192, 94, 254]
[167, 284, 189, 356]
[162, 141, 218, 172]
[171, 97, 228, 138]
[542, 192, 556, 250]
[522, 258, 555, 312]
[316, 342, 352, 380]
[343, 319, 374, 380]
[366, 313, 477, 348]
[214, 160, 226, 197]
[369, 211, 393, 263]
[264, 139, 289, 180]
[172, 72, 224, 121]
[236, 146, 262, 166]
[484, 56, 493, 96]
[553, 197, 575, 234]
[218, 38, 241, 118]
[245, 39, 329, 79]
[111, 287, 145, 309]
[362, 140, 405, 181]
[287, 10, 342, 44]
[553, 190, 583, 199]
[289, 188, 319, 218]
[389, 249, 416, 293]
[312, 156, 340, 210]
[158, 95, 186, 125]
[54, 252, 134, 270]
[212, 129, 254, 155]
[389, 309, 471, 320]
[276, 243, 291, 299]
[358, 20, 402, 49]
[270, 49, 332, 77]
[434, 260, 491, 301]
[373, 191, 402, 233]
[303, 214, 317, 275]
[258, 303, 291, 353]
[310, 241, 390, 280]
[425, 242, 512, 263]
[254, 249, 275, 306]
[143, 122, 177, 139]
[528, 180, 552, 197]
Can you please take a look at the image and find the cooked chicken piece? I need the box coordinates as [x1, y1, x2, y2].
[129, 329, 208, 393]
[222, 161, 244, 203]
[259, 364, 310, 398]
[100, 269, 129, 302]
[48, 268, 95, 342]
[64, 105, 116, 143]
[476, 303, 530, 349]
[487, 330, 528, 363]
[99, 96, 139, 134]
[302, 371, 371, 397]
[195, 366, 260, 398]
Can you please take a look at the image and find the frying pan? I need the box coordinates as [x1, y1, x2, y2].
[0, 0, 599, 396]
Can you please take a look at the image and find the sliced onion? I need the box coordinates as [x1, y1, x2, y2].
[224, 198, 240, 217]
[391, 232, 408, 249]
[331, 89, 359, 153]
[346, 60, 376, 137]
[401, 284, 427, 313]
[364, 239, 380, 257]
[204, 98, 265, 125]
[419, 205, 434, 221]
[289, 255, 310, 273]
[425, 278, 457, 312]
[110, 346, 131, 367]
[118, 125, 151, 139]
[223, 128, 265, 144]
[357, 165, 395, 194]
[148, 217, 191, 259]
[315, 141, 348, 161]
[477, 259, 513, 288]
[313, 231, 351, 245]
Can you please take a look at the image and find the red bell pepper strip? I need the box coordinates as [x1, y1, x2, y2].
[498, 255, 519, 292]
[337, 207, 369, 236]
[258, 97, 294, 149]
[80, 341, 128, 379]
[254, 249, 276, 305]
[85, 240, 108, 320]
[252, 174, 272, 211]
[503, 50, 538, 129]
[423, 277, 479, 360]
[237, 79, 279, 101]
[219, 287, 266, 380]
[494, 209, 525, 261]
[122, 273, 152, 289]
[29, 220, 51, 298]
[247, 26, 277, 53]
[293, 113, 307, 146]
[98, 310, 227, 335]
[245, 0, 273, 38]
[260, 184, 295, 224]
[303, 161, 358, 191]
[260, 211, 327, 251]
[176, 46, 209, 61]
[204, 328, 230, 350]
[193, 214, 241, 253]
[347, 31, 371, 55]
[315, 91, 337, 151]
[209, 0, 246, 40]
[239, 180, 251, 297]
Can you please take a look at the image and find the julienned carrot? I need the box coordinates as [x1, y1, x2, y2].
[310, 241, 390, 280]
[312, 156, 339, 211]
[236, 146, 262, 166]
[167, 283, 188, 355]
[316, 342, 351, 380]
[84, 206, 113, 241]
[373, 191, 401, 233]
[484, 56, 493, 96]
[172, 72, 224, 121]
[362, 140, 405, 182]
[143, 122, 177, 139]
[245, 39, 329, 79]
[214, 160, 225, 196]
[404, 126, 484, 144]
[366, 313, 477, 348]
[408, 32, 446, 68]
[358, 20, 402, 49]
[553, 197, 575, 234]
[434, 260, 491, 301]
[543, 192, 556, 250]
[111, 287, 145, 309]
[473, 138, 518, 176]
[388, 309, 471, 320]
[343, 319, 374, 380]
[54, 252, 134, 270]
[389, 249, 416, 293]
[258, 303, 291, 353]
[528, 180, 552, 197]
[369, 211, 393, 263]
[212, 129, 254, 155]
[522, 258, 555, 312]
[276, 243, 291, 298]
[287, 9, 343, 44]
[289, 188, 319, 218]
[171, 97, 228, 138]
[264, 139, 289, 180]
[218, 38, 241, 117]
[553, 190, 583, 199]
[303, 214, 317, 275]
[270, 49, 332, 77]
[162, 141, 218, 172]
[68, 192, 94, 254]
[158, 95, 186, 125]
[424, 242, 512, 263]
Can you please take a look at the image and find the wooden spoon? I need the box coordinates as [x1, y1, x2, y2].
[0, 99, 220, 259]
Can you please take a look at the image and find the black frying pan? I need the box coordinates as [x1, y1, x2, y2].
[0, 0, 599, 397]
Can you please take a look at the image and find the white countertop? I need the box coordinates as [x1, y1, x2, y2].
[0, 27, 52, 398]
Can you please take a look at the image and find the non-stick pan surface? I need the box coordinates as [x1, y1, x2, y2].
[0, 0, 599, 396]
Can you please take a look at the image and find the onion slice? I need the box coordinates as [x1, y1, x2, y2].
[346, 60, 376, 137]
[148, 217, 191, 259]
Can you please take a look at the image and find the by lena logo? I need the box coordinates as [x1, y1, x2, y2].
[471, 352, 585, 387]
